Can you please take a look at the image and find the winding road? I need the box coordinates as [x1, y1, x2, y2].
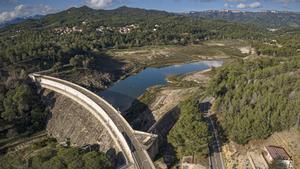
[208, 116, 226, 169]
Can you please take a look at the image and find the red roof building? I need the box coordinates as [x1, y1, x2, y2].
[265, 146, 292, 168]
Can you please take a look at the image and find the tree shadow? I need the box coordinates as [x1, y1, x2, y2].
[106, 147, 126, 168]
[124, 99, 155, 131]
[199, 99, 228, 155]
[206, 114, 228, 155]
[91, 52, 126, 74]
[39, 89, 58, 126]
[51, 51, 128, 92]
[40, 89, 57, 110]
[149, 107, 180, 138]
[210, 114, 228, 144]
[155, 143, 178, 167]
[126, 103, 181, 166]
[149, 107, 181, 168]
[115, 151, 126, 168]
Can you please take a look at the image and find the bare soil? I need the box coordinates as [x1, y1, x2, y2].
[108, 42, 247, 69]
[183, 69, 211, 84]
[150, 87, 199, 121]
[222, 128, 300, 169]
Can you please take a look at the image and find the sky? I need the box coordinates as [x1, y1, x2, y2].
[0, 0, 300, 23]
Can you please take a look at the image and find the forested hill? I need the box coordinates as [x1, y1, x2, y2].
[207, 57, 300, 144]
[0, 6, 268, 71]
[43, 6, 172, 26]
[185, 10, 300, 28]
[2, 6, 300, 83]
[0, 5, 299, 166]
[0, 5, 270, 140]
[0, 6, 173, 31]
[1, 5, 299, 74]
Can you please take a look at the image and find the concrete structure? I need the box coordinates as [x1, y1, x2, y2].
[29, 74, 158, 169]
[265, 146, 292, 168]
[247, 151, 268, 169]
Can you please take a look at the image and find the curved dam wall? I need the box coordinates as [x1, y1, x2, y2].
[30, 74, 158, 169]
[30, 75, 135, 168]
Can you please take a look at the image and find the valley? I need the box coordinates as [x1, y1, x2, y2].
[0, 4, 299, 169]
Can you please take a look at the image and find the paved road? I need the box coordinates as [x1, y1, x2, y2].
[35, 75, 155, 169]
[207, 115, 226, 169]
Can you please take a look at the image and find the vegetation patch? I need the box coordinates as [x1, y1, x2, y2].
[0, 139, 112, 169]
[207, 57, 300, 144]
[0, 77, 48, 146]
[168, 98, 210, 159]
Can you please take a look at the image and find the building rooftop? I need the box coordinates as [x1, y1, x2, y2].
[266, 146, 291, 161]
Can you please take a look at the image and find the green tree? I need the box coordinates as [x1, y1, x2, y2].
[269, 159, 287, 169]
[168, 99, 210, 158]
[1, 81, 48, 133]
[57, 147, 84, 168]
[1, 84, 32, 122]
[41, 156, 67, 169]
[83, 151, 112, 169]
[69, 56, 82, 68]
[207, 58, 300, 144]
[31, 148, 57, 169]
[52, 62, 63, 72]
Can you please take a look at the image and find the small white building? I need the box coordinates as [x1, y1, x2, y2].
[265, 146, 292, 168]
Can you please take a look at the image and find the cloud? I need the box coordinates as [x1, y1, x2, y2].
[224, 0, 244, 2]
[278, 0, 300, 3]
[0, 4, 57, 23]
[86, 0, 113, 9]
[249, 2, 261, 8]
[237, 3, 246, 8]
[277, 0, 300, 7]
[237, 2, 262, 9]
[224, 2, 236, 8]
[0, 0, 17, 5]
[173, 0, 215, 2]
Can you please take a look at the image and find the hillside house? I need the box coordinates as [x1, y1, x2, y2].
[265, 146, 292, 168]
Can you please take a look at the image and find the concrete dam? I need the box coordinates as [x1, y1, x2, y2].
[29, 74, 159, 169]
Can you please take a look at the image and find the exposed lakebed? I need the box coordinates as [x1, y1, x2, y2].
[100, 60, 223, 112]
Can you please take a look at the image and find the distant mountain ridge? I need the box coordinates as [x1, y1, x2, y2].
[184, 10, 300, 28]
[0, 15, 43, 28]
[1, 6, 300, 29]
[42, 5, 172, 26]
[0, 6, 177, 31]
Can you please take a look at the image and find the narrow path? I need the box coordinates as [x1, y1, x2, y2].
[0, 131, 48, 152]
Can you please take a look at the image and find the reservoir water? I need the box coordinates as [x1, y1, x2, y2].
[100, 60, 223, 112]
